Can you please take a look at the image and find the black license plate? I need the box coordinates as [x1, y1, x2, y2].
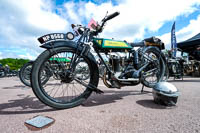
[38, 33, 66, 44]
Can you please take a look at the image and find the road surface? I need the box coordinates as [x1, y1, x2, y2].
[0, 77, 200, 133]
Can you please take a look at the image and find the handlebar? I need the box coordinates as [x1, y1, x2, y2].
[71, 12, 120, 36]
[71, 24, 75, 29]
[95, 11, 120, 34]
[103, 12, 120, 22]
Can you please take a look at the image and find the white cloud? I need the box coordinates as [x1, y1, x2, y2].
[64, 2, 82, 24]
[159, 14, 200, 49]
[0, 0, 69, 59]
[177, 15, 200, 41]
[0, 0, 200, 59]
[0, 47, 40, 60]
[0, 52, 2, 59]
[19, 53, 36, 60]
[59, 0, 200, 43]
[6, 0, 68, 31]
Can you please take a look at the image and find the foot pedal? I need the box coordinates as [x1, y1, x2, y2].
[74, 78, 104, 94]
[88, 84, 104, 94]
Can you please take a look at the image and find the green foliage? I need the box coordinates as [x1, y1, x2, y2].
[0, 58, 30, 70]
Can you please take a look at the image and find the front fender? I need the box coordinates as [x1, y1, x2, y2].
[40, 40, 77, 49]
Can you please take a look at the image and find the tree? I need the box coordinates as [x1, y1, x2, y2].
[0, 58, 30, 70]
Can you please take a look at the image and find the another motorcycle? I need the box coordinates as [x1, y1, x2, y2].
[19, 61, 34, 87]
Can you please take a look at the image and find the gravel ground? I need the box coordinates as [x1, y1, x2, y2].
[0, 76, 200, 133]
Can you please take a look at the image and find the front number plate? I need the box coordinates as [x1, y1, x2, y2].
[38, 33, 66, 44]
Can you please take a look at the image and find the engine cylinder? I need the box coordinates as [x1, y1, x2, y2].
[109, 56, 121, 72]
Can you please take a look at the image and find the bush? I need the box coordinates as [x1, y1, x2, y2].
[0, 58, 30, 70]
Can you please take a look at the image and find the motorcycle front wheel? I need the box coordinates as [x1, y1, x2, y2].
[31, 47, 99, 109]
[162, 66, 169, 81]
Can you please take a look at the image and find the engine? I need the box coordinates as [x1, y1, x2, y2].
[108, 52, 136, 79]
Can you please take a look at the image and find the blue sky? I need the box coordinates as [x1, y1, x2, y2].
[0, 0, 200, 59]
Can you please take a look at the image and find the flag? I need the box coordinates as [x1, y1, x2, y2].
[88, 19, 97, 30]
[171, 21, 177, 57]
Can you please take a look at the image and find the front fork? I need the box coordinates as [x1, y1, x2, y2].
[69, 43, 91, 71]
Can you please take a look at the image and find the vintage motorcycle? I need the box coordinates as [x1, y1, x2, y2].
[162, 49, 185, 80]
[31, 12, 166, 109]
[0, 64, 18, 78]
[0, 64, 6, 78]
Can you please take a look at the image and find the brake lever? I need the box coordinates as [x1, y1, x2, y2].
[101, 11, 108, 22]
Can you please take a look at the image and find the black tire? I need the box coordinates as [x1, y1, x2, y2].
[140, 47, 165, 88]
[192, 63, 200, 77]
[162, 57, 169, 81]
[19, 61, 33, 87]
[171, 63, 178, 74]
[162, 66, 169, 81]
[0, 71, 6, 78]
[19, 61, 54, 87]
[31, 47, 99, 109]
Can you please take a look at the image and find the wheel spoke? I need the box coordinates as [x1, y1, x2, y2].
[37, 50, 92, 104]
[141, 49, 164, 87]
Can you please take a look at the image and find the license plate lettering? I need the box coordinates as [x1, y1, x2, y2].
[50, 34, 64, 40]
[38, 33, 66, 44]
[50, 34, 55, 39]
[43, 35, 50, 42]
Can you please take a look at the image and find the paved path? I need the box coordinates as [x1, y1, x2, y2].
[0, 77, 200, 133]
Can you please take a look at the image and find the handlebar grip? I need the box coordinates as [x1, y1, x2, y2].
[71, 24, 75, 29]
[104, 12, 120, 22]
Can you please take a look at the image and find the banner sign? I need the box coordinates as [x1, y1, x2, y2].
[171, 22, 177, 57]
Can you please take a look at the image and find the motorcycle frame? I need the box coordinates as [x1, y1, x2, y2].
[73, 28, 159, 79]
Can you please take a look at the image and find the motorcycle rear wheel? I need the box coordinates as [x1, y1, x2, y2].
[140, 47, 165, 88]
